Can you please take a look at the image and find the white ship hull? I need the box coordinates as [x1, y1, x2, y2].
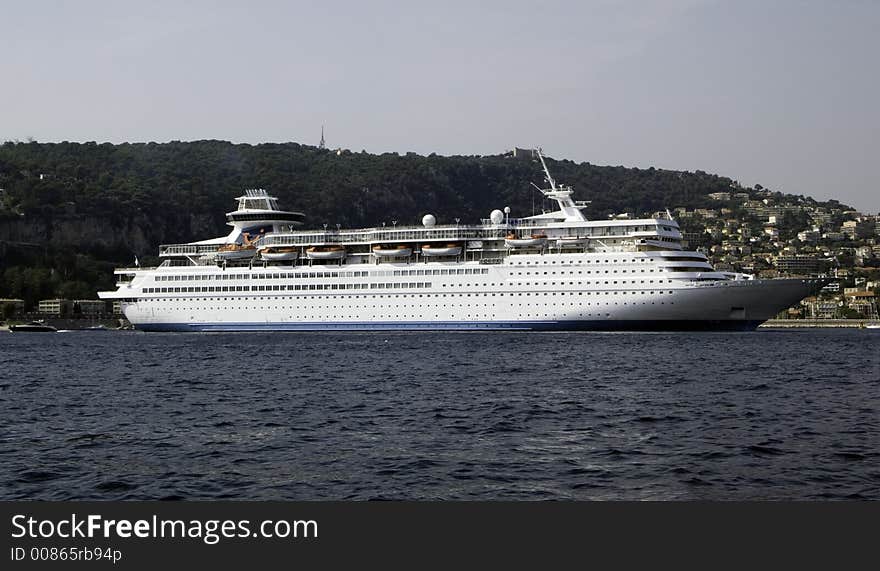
[104, 253, 828, 332]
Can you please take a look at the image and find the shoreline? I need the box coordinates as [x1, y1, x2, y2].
[4, 319, 876, 331]
[760, 319, 879, 328]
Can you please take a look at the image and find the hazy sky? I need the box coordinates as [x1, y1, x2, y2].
[2, 0, 878, 212]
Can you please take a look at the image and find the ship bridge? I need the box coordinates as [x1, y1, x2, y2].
[226, 188, 306, 232]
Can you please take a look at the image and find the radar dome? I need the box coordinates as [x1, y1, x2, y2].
[489, 209, 504, 224]
[422, 214, 436, 227]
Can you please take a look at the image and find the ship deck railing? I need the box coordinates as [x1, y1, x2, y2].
[113, 267, 157, 274]
[159, 223, 680, 255]
[479, 218, 545, 228]
[160, 259, 201, 267]
[254, 224, 508, 247]
[254, 227, 673, 247]
[159, 243, 224, 257]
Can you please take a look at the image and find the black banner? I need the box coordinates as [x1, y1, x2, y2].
[1, 502, 875, 568]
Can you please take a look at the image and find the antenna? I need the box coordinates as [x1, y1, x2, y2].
[536, 148, 557, 191]
[527, 146, 587, 222]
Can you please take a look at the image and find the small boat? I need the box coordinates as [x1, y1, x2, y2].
[555, 236, 589, 247]
[216, 243, 257, 260]
[505, 233, 547, 248]
[306, 246, 346, 260]
[420, 244, 462, 257]
[372, 245, 413, 257]
[86, 324, 109, 331]
[259, 246, 299, 261]
[216, 232, 259, 260]
[866, 324, 880, 329]
[10, 321, 57, 333]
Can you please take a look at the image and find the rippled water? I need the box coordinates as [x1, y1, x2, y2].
[1, 329, 878, 500]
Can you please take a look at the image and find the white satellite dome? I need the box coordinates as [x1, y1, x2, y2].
[422, 214, 436, 227]
[489, 209, 504, 224]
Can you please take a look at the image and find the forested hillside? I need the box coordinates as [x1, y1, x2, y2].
[0, 140, 831, 305]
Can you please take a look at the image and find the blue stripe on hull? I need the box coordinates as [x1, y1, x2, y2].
[135, 320, 764, 332]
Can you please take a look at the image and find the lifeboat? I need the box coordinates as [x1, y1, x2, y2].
[504, 233, 547, 248]
[372, 245, 413, 258]
[555, 236, 589, 248]
[420, 243, 462, 257]
[216, 243, 257, 260]
[306, 246, 346, 260]
[259, 246, 299, 261]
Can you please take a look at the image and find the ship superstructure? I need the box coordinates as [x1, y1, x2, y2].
[99, 153, 829, 331]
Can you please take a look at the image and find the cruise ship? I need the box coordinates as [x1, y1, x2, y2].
[98, 152, 829, 331]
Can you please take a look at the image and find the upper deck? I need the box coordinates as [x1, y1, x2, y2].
[158, 216, 682, 259]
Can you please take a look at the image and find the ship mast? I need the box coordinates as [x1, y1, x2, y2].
[532, 148, 588, 222]
[537, 149, 557, 191]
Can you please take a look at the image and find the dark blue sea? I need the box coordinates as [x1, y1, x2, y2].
[1, 329, 878, 500]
